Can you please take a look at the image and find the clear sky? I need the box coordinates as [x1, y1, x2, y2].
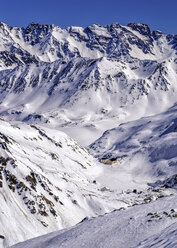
[0, 0, 176, 34]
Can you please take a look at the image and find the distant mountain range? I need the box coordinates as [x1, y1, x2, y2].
[0, 21, 176, 145]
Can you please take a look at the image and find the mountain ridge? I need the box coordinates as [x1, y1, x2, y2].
[0, 21, 176, 146]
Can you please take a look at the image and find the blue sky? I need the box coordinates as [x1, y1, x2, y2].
[0, 0, 176, 34]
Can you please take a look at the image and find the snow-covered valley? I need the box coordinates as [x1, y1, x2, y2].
[0, 21, 176, 247]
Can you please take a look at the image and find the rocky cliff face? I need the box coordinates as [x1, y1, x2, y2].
[0, 21, 176, 65]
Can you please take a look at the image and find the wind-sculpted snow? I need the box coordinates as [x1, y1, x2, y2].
[139, 222, 177, 248]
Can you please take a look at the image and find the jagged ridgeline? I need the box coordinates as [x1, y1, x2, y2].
[0, 21, 176, 123]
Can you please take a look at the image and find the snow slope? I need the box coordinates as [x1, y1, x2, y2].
[0, 119, 126, 246]
[11, 195, 177, 248]
[89, 103, 177, 191]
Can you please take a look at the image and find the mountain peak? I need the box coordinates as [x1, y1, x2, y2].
[127, 22, 151, 36]
[25, 22, 54, 34]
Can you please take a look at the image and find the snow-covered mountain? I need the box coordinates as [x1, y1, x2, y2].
[0, 21, 176, 145]
[0, 21, 176, 65]
[0, 21, 177, 247]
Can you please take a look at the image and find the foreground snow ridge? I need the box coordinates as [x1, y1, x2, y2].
[0, 21, 176, 247]
[10, 196, 177, 248]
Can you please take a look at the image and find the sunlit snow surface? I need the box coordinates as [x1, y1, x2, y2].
[11, 195, 177, 248]
[89, 104, 177, 189]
